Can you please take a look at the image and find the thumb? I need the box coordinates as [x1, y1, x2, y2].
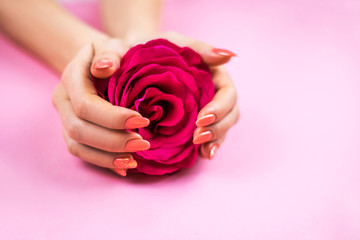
[188, 41, 237, 66]
[161, 32, 237, 66]
[90, 39, 127, 79]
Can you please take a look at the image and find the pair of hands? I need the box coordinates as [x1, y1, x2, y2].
[52, 32, 239, 176]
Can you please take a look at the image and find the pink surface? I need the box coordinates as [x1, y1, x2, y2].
[1, 0, 360, 239]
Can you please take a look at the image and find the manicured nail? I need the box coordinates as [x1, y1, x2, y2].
[125, 139, 150, 151]
[125, 116, 150, 129]
[113, 169, 127, 177]
[193, 131, 213, 144]
[209, 144, 218, 160]
[93, 58, 113, 69]
[196, 114, 216, 127]
[212, 48, 237, 57]
[113, 158, 137, 169]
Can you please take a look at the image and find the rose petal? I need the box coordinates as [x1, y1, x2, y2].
[93, 39, 215, 175]
[126, 46, 181, 69]
[92, 77, 109, 100]
[157, 107, 197, 145]
[129, 154, 181, 175]
[143, 38, 183, 53]
[149, 94, 184, 127]
[174, 145, 199, 169]
[124, 69, 187, 107]
[138, 140, 195, 165]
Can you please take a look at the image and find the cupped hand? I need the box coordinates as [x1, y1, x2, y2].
[53, 33, 240, 178]
[52, 38, 150, 177]
[127, 32, 240, 159]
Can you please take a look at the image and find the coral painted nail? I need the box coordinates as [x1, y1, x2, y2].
[113, 169, 127, 177]
[209, 144, 218, 160]
[196, 114, 216, 127]
[212, 48, 237, 57]
[125, 139, 150, 151]
[193, 131, 213, 144]
[113, 158, 137, 169]
[125, 116, 150, 129]
[93, 58, 113, 69]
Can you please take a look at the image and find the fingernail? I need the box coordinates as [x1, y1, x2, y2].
[113, 169, 127, 177]
[212, 48, 237, 57]
[209, 144, 218, 160]
[193, 131, 213, 144]
[113, 158, 138, 169]
[125, 116, 150, 129]
[196, 114, 216, 127]
[125, 139, 150, 151]
[93, 58, 113, 69]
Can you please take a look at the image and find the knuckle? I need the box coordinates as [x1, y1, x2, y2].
[60, 71, 66, 83]
[61, 64, 72, 83]
[234, 106, 241, 123]
[231, 88, 238, 103]
[66, 139, 80, 157]
[103, 135, 121, 152]
[108, 140, 123, 152]
[111, 107, 133, 129]
[66, 119, 84, 142]
[51, 86, 59, 108]
[206, 116, 232, 139]
[73, 97, 89, 119]
[229, 86, 237, 101]
[210, 126, 221, 139]
[111, 133, 135, 152]
[210, 106, 221, 119]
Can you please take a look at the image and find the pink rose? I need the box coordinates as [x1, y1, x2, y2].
[93, 39, 215, 175]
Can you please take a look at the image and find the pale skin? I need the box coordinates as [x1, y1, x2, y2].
[0, 0, 239, 176]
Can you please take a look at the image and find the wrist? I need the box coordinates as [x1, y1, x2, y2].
[124, 34, 152, 46]
[101, 0, 162, 45]
[123, 29, 158, 46]
[74, 29, 109, 52]
[60, 29, 109, 71]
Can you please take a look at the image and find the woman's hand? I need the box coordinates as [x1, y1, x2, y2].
[126, 32, 240, 159]
[53, 33, 240, 178]
[195, 65, 240, 160]
[167, 33, 240, 160]
[52, 38, 150, 177]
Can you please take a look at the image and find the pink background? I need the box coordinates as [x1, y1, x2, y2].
[1, 0, 360, 239]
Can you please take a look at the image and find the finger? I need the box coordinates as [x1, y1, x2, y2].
[112, 168, 128, 177]
[196, 66, 238, 127]
[160, 31, 237, 66]
[62, 44, 149, 130]
[63, 129, 137, 170]
[199, 137, 225, 159]
[193, 105, 240, 145]
[91, 39, 127, 79]
[53, 83, 150, 152]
